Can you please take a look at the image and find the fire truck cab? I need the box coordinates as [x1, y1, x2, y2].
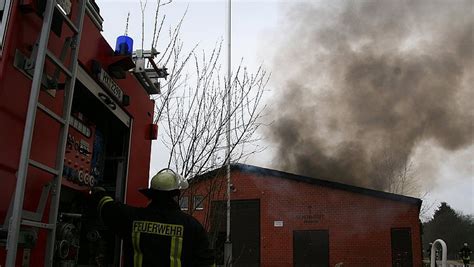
[0, 0, 162, 266]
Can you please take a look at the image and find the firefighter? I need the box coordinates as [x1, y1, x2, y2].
[459, 243, 472, 267]
[91, 168, 215, 267]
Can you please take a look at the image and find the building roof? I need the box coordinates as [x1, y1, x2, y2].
[191, 163, 422, 207]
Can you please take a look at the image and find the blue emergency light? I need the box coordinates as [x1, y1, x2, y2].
[115, 35, 133, 56]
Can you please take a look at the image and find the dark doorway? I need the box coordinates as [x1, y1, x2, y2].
[391, 228, 413, 267]
[210, 199, 260, 267]
[293, 230, 329, 267]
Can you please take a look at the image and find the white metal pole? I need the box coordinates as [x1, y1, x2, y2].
[224, 0, 232, 266]
[430, 239, 447, 267]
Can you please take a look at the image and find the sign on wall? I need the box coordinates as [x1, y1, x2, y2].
[294, 205, 325, 224]
[274, 221, 284, 227]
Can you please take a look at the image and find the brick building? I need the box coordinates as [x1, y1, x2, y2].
[181, 164, 422, 267]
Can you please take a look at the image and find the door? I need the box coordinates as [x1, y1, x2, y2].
[210, 200, 260, 267]
[293, 230, 329, 267]
[391, 228, 413, 267]
[232, 200, 260, 267]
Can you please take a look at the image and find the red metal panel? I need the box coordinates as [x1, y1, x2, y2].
[0, 0, 156, 264]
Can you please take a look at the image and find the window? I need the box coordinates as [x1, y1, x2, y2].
[193, 195, 204, 211]
[179, 196, 189, 211]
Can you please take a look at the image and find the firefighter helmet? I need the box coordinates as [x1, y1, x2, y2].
[139, 168, 189, 198]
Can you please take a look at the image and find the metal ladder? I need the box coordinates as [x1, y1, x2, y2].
[5, 0, 86, 266]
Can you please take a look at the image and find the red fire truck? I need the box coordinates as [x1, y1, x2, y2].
[0, 0, 165, 265]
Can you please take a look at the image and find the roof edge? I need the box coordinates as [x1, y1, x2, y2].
[191, 163, 422, 206]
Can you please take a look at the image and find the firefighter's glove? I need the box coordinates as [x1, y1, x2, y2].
[90, 187, 107, 208]
[91, 186, 106, 194]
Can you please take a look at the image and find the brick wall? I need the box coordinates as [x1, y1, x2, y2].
[185, 167, 422, 267]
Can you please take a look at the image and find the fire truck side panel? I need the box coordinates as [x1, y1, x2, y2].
[0, 0, 156, 265]
[0, 1, 45, 222]
[77, 13, 154, 206]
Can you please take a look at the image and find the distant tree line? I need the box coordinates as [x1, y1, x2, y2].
[422, 202, 474, 260]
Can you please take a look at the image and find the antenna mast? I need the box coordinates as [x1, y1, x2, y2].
[224, 0, 233, 266]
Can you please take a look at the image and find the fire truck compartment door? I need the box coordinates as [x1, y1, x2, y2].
[77, 66, 131, 127]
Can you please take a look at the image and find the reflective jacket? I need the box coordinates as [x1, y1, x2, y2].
[460, 247, 472, 261]
[93, 192, 215, 267]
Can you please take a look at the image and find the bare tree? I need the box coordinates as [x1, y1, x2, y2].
[145, 5, 268, 259]
[160, 55, 267, 177]
[372, 152, 435, 221]
[148, 1, 268, 178]
[156, 41, 268, 213]
[146, 0, 267, 208]
[387, 160, 419, 196]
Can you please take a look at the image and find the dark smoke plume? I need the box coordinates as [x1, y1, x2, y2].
[268, 0, 473, 191]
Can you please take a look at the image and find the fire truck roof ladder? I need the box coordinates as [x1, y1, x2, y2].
[5, 0, 86, 266]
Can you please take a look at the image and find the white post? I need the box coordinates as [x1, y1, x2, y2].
[224, 0, 233, 266]
[431, 239, 447, 267]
